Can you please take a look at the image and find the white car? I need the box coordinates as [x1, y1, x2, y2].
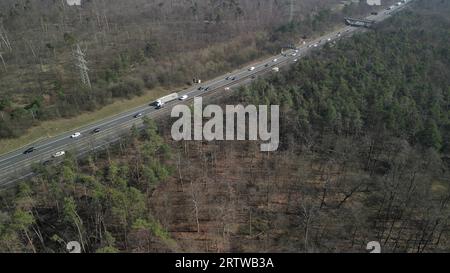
[248, 66, 255, 71]
[133, 113, 143, 118]
[224, 87, 231, 91]
[71, 132, 81, 139]
[179, 95, 188, 101]
[327, 38, 331, 42]
[291, 53, 297, 56]
[273, 58, 278, 62]
[293, 59, 298, 63]
[52, 151, 66, 158]
[313, 44, 318, 47]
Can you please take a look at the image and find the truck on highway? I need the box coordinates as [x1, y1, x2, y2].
[155, 93, 179, 109]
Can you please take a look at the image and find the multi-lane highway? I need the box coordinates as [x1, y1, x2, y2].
[0, 1, 413, 187]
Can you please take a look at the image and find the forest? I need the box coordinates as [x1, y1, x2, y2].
[0, 0, 449, 253]
[0, 0, 390, 140]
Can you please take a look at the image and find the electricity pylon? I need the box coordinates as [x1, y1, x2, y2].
[73, 44, 91, 89]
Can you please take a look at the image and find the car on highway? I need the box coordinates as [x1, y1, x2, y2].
[327, 38, 331, 42]
[225, 76, 231, 80]
[71, 132, 82, 139]
[179, 95, 188, 101]
[23, 147, 36, 155]
[265, 63, 269, 67]
[92, 128, 101, 134]
[204, 87, 210, 91]
[43, 160, 53, 166]
[231, 77, 236, 81]
[133, 113, 143, 118]
[225, 87, 230, 91]
[52, 151, 66, 158]
[293, 59, 298, 63]
[273, 58, 278, 62]
[291, 53, 297, 56]
[248, 66, 255, 71]
[371, 12, 378, 15]
[198, 86, 204, 91]
[313, 44, 318, 47]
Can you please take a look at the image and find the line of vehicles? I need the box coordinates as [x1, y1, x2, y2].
[22, 127, 100, 158]
[23, 147, 66, 158]
[17, 50, 298, 160]
[21, 92, 190, 159]
[17, 0, 409, 163]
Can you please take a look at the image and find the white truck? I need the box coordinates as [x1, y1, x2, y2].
[155, 93, 179, 109]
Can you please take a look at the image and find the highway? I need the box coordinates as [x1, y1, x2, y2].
[0, 1, 413, 187]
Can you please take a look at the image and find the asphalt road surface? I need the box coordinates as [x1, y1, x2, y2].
[0, 1, 413, 187]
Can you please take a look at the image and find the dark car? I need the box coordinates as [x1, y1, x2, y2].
[204, 87, 210, 91]
[371, 12, 378, 15]
[225, 76, 230, 80]
[198, 86, 203, 91]
[92, 128, 101, 134]
[231, 77, 236, 81]
[23, 147, 36, 155]
[43, 160, 53, 166]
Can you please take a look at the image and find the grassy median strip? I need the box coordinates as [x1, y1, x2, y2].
[0, 88, 170, 155]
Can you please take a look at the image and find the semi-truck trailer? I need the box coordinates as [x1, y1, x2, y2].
[155, 93, 179, 109]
